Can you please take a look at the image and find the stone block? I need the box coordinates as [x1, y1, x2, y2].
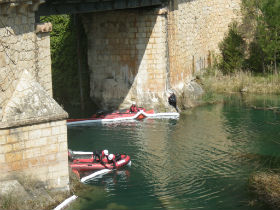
[9, 127, 22, 134]
[0, 129, 9, 136]
[59, 142, 68, 152]
[48, 163, 62, 173]
[51, 126, 60, 135]
[41, 144, 58, 155]
[56, 152, 68, 162]
[29, 129, 41, 140]
[12, 141, 25, 151]
[5, 151, 23, 163]
[46, 153, 56, 162]
[47, 136, 57, 144]
[0, 135, 6, 145]
[35, 137, 47, 147]
[6, 134, 19, 144]
[23, 149, 33, 159]
[59, 125, 67, 134]
[0, 144, 13, 154]
[28, 158, 39, 167]
[0, 154, 5, 163]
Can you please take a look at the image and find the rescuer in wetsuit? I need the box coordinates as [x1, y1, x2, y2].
[94, 149, 109, 163]
[108, 154, 117, 169]
[130, 101, 139, 113]
[168, 91, 179, 112]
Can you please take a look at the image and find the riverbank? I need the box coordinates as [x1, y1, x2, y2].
[249, 171, 280, 209]
[201, 70, 280, 95]
[0, 170, 89, 210]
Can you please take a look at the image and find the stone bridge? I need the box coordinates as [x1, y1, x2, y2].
[0, 0, 240, 191]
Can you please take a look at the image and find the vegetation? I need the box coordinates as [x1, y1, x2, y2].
[0, 174, 68, 210]
[0, 170, 97, 210]
[202, 70, 280, 95]
[249, 171, 280, 209]
[202, 0, 280, 96]
[40, 15, 95, 117]
[217, 0, 280, 75]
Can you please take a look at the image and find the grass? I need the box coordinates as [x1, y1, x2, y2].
[0, 169, 90, 210]
[202, 69, 280, 95]
[0, 174, 69, 210]
[249, 171, 280, 209]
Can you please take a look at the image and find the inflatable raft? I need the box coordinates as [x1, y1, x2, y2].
[67, 109, 179, 126]
[69, 150, 131, 171]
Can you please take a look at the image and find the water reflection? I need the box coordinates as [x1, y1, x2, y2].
[68, 95, 280, 210]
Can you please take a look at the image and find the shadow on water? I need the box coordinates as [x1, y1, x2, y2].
[67, 94, 280, 210]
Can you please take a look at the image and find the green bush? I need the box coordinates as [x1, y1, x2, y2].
[218, 23, 246, 74]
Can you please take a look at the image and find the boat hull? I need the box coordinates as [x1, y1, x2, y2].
[70, 154, 131, 171]
[67, 109, 179, 126]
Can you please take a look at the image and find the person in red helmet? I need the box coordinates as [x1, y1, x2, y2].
[108, 154, 117, 168]
[130, 101, 138, 113]
[94, 149, 109, 163]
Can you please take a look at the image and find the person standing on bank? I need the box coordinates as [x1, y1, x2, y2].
[168, 90, 179, 112]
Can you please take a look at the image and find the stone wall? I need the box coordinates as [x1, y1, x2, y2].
[0, 7, 53, 117]
[0, 120, 69, 190]
[167, 0, 241, 89]
[82, 8, 170, 110]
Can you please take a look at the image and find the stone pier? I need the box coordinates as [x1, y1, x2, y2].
[0, 1, 69, 191]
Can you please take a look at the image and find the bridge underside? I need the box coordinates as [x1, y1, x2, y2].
[37, 0, 165, 16]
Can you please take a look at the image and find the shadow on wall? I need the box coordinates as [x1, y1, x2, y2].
[82, 7, 168, 112]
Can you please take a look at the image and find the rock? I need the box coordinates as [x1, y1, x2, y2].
[0, 180, 30, 198]
[240, 87, 248, 93]
[178, 80, 204, 109]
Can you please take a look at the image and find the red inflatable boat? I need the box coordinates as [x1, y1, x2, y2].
[67, 108, 155, 125]
[69, 151, 131, 171]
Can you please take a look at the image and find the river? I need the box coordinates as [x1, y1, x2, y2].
[67, 94, 280, 210]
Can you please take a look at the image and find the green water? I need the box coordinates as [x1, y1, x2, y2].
[67, 95, 280, 210]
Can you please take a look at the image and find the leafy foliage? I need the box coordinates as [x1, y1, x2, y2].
[40, 15, 93, 116]
[255, 0, 280, 73]
[218, 0, 280, 74]
[218, 23, 246, 74]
